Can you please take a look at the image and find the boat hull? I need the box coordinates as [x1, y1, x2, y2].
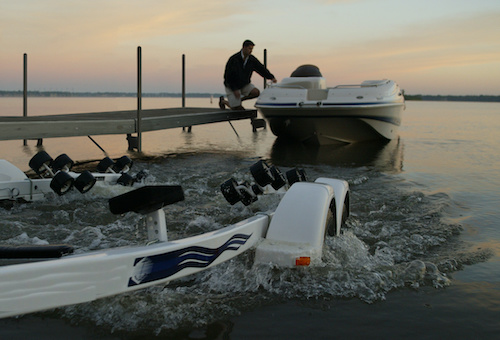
[261, 103, 404, 145]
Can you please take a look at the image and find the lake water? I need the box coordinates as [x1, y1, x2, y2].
[0, 98, 499, 339]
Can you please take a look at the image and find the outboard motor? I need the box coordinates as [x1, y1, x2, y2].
[290, 65, 323, 77]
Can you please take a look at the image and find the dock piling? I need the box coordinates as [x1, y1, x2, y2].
[136, 46, 142, 152]
[182, 54, 186, 108]
[263, 49, 267, 89]
[182, 54, 192, 132]
[23, 53, 27, 146]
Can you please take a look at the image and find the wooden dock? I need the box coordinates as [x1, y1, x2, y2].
[2, 49, 265, 151]
[0, 107, 258, 141]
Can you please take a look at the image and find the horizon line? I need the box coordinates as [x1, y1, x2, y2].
[0, 90, 499, 102]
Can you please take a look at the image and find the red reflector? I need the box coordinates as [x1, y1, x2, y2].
[295, 257, 311, 266]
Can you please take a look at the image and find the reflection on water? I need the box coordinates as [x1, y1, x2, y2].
[270, 137, 404, 172]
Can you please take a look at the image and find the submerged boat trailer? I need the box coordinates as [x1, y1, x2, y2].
[0, 160, 349, 319]
[0, 151, 147, 202]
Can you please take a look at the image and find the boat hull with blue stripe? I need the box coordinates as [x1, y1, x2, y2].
[255, 65, 405, 145]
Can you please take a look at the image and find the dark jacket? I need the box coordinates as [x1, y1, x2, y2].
[224, 51, 275, 90]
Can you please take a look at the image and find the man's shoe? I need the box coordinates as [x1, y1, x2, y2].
[219, 96, 226, 110]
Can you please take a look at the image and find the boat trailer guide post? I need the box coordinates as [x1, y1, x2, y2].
[0, 161, 349, 319]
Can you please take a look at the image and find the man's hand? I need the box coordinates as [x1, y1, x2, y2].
[234, 90, 241, 99]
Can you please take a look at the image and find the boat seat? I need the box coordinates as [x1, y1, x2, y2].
[280, 77, 326, 90]
[361, 79, 389, 86]
[307, 89, 328, 101]
[109, 185, 184, 215]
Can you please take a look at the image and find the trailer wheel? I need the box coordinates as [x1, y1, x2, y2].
[221, 178, 243, 205]
[298, 168, 308, 182]
[238, 181, 258, 206]
[250, 160, 275, 187]
[270, 166, 286, 190]
[74, 171, 96, 193]
[117, 173, 135, 186]
[134, 169, 149, 182]
[251, 184, 263, 196]
[97, 157, 115, 173]
[326, 199, 338, 237]
[342, 202, 348, 227]
[52, 154, 74, 172]
[113, 156, 133, 173]
[29, 151, 53, 176]
[50, 171, 74, 195]
[341, 193, 349, 227]
[286, 168, 308, 186]
[286, 168, 300, 185]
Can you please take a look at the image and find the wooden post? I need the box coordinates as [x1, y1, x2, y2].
[182, 54, 191, 131]
[263, 49, 267, 89]
[182, 54, 186, 108]
[23, 53, 27, 146]
[137, 46, 142, 152]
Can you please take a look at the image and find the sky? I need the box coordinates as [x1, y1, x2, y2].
[1, 0, 499, 95]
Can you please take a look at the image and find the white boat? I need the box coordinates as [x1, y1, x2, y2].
[0, 161, 349, 318]
[0, 152, 145, 202]
[255, 65, 405, 145]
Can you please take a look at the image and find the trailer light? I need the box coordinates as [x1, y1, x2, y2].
[295, 257, 311, 266]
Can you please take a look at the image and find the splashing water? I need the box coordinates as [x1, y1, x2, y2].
[0, 153, 489, 334]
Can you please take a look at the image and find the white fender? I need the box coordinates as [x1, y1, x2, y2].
[314, 177, 349, 236]
[255, 178, 349, 267]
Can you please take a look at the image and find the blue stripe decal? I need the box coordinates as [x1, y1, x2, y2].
[257, 103, 298, 107]
[322, 102, 397, 106]
[256, 101, 400, 107]
[128, 233, 252, 287]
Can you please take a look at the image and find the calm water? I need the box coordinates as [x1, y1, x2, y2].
[0, 98, 499, 339]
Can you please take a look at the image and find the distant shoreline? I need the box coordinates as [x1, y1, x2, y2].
[0, 91, 499, 102]
[403, 94, 500, 103]
[0, 90, 222, 98]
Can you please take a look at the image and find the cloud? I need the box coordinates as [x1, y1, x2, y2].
[269, 10, 500, 94]
[0, 0, 244, 91]
[1, 1, 244, 54]
[1, 1, 499, 94]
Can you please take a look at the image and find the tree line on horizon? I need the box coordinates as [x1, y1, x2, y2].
[0, 90, 499, 102]
[0, 90, 221, 98]
[404, 94, 500, 102]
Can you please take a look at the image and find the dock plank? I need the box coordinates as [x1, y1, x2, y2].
[0, 107, 257, 140]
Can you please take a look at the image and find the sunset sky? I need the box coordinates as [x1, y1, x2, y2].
[1, 0, 499, 95]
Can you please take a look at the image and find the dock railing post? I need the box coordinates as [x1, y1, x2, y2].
[182, 54, 191, 132]
[23, 53, 28, 146]
[182, 54, 186, 108]
[263, 49, 267, 89]
[137, 46, 142, 152]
